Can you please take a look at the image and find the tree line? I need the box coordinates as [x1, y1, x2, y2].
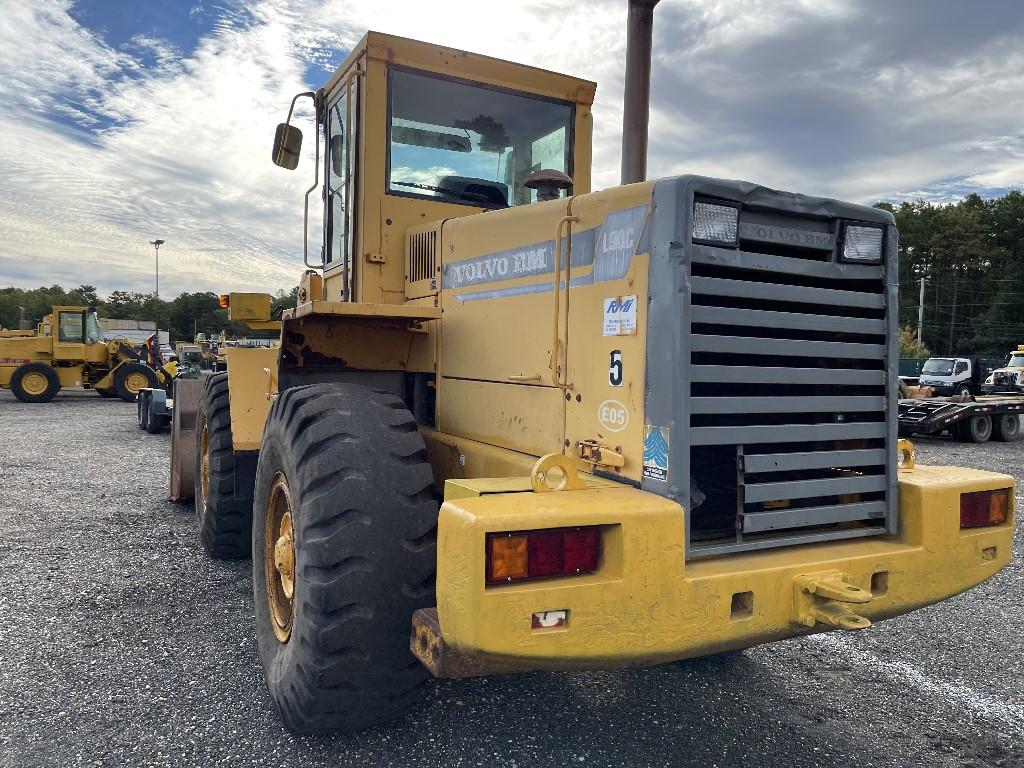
[0, 285, 298, 343]
[878, 190, 1024, 357]
[4, 190, 1023, 354]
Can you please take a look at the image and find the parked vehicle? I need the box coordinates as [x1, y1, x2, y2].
[917, 356, 986, 397]
[898, 395, 1024, 443]
[982, 345, 1024, 394]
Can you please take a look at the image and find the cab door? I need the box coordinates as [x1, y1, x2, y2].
[52, 310, 87, 362]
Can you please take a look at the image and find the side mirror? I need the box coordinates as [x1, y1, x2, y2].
[272, 123, 303, 169]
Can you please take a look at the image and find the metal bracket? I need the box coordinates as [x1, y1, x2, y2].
[577, 440, 625, 469]
[793, 571, 872, 631]
[531, 453, 587, 493]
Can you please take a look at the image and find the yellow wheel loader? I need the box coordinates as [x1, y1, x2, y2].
[171, 13, 1015, 736]
[0, 306, 159, 402]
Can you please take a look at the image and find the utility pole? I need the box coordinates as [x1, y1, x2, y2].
[917, 275, 926, 347]
[149, 239, 165, 299]
[947, 267, 958, 355]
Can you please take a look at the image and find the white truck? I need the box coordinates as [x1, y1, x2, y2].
[917, 356, 985, 397]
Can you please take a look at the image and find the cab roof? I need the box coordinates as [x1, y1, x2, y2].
[323, 31, 596, 107]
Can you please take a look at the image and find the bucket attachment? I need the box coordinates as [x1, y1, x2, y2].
[793, 572, 873, 631]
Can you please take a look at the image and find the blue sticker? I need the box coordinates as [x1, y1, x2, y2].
[642, 425, 669, 482]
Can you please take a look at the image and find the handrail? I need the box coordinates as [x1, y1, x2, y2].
[550, 212, 579, 386]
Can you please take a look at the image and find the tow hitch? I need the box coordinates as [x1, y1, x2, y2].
[793, 572, 873, 631]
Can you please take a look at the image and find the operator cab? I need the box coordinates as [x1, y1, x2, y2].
[271, 31, 596, 305]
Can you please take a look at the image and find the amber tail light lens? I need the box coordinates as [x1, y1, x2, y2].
[960, 489, 1010, 529]
[486, 527, 601, 584]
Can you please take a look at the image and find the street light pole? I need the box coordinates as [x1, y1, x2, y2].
[149, 239, 165, 299]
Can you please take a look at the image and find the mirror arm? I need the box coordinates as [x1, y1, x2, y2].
[295, 91, 323, 271]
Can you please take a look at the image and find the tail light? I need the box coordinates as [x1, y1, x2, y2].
[960, 489, 1010, 529]
[218, 294, 230, 308]
[486, 527, 601, 585]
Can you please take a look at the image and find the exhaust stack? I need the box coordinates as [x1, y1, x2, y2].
[620, 0, 660, 185]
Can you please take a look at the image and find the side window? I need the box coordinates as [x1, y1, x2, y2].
[58, 312, 84, 343]
[955, 361, 968, 374]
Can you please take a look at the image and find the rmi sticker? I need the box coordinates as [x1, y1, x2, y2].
[602, 295, 637, 336]
[642, 425, 669, 481]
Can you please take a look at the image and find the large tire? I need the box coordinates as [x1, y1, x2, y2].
[11, 363, 61, 403]
[993, 414, 1022, 442]
[963, 414, 992, 443]
[114, 362, 158, 402]
[252, 383, 438, 735]
[137, 391, 150, 430]
[145, 395, 166, 434]
[194, 373, 251, 558]
[96, 387, 116, 398]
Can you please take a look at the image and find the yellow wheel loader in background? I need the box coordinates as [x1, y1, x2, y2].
[0, 306, 159, 402]
[171, 9, 1015, 736]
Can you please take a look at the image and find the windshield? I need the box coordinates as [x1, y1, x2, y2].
[1007, 354, 1024, 368]
[388, 68, 573, 208]
[85, 312, 102, 344]
[921, 358, 954, 376]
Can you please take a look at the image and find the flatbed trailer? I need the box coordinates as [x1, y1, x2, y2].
[898, 394, 1024, 443]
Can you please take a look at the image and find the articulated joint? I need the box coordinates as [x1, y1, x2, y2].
[793, 571, 873, 631]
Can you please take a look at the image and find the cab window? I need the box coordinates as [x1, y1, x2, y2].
[387, 67, 574, 208]
[85, 313, 102, 344]
[58, 312, 83, 343]
[954, 361, 968, 375]
[326, 83, 357, 278]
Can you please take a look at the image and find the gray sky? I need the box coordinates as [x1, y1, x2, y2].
[1, 0, 1021, 296]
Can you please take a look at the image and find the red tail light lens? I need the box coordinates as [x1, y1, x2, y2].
[486, 527, 601, 584]
[960, 489, 1010, 528]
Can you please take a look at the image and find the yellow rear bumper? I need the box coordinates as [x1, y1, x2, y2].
[434, 464, 1013, 672]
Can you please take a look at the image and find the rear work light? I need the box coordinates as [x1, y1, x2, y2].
[841, 223, 884, 263]
[486, 527, 601, 585]
[960, 489, 1010, 529]
[692, 201, 739, 246]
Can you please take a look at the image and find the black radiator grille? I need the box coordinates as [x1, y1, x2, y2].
[685, 224, 892, 555]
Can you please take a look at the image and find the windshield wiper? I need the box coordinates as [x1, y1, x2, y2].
[391, 180, 491, 205]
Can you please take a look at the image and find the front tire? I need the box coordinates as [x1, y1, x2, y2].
[114, 362, 158, 402]
[253, 383, 438, 735]
[194, 373, 251, 558]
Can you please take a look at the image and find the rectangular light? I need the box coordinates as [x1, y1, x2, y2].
[486, 527, 601, 585]
[693, 201, 739, 245]
[960, 489, 1010, 528]
[842, 224, 884, 263]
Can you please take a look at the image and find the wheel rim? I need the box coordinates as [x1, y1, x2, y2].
[199, 425, 210, 505]
[22, 372, 49, 396]
[125, 371, 149, 394]
[265, 472, 296, 643]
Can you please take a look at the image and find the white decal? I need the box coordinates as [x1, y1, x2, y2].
[598, 399, 630, 433]
[603, 295, 638, 336]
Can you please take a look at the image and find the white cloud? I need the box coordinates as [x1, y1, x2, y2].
[0, 0, 1022, 295]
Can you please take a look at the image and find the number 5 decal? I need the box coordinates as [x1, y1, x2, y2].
[609, 350, 623, 387]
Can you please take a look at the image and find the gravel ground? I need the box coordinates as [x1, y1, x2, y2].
[0, 389, 1021, 767]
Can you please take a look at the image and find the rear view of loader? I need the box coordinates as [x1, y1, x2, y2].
[169, 3, 1014, 738]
